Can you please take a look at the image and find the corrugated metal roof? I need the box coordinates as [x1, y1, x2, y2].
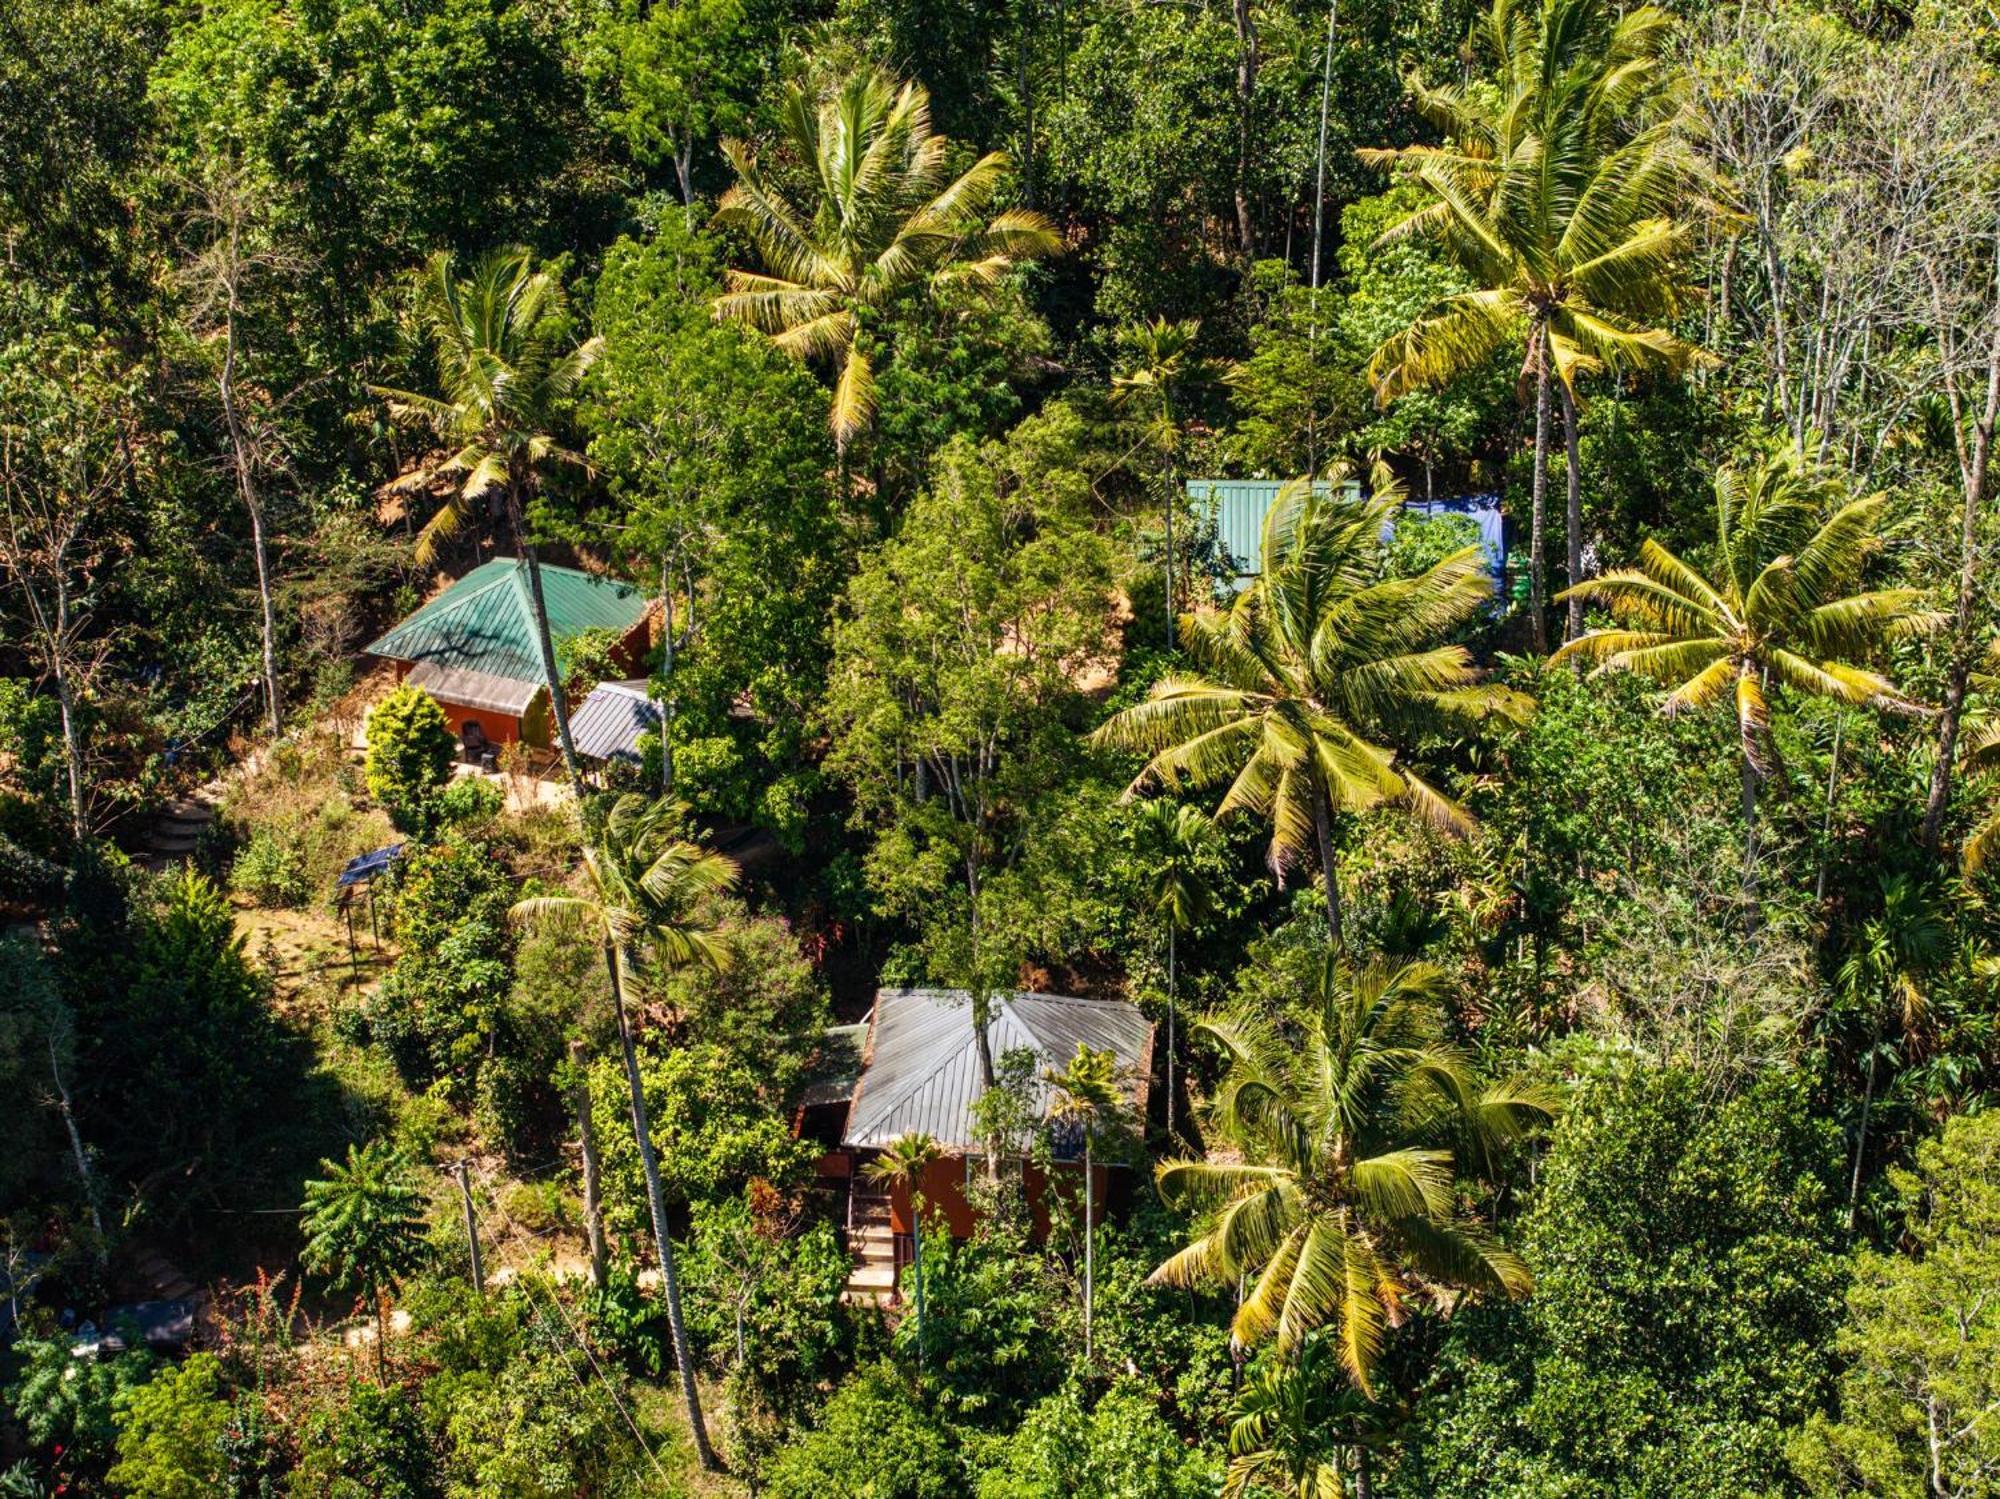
[365, 558, 650, 684]
[405, 659, 542, 716]
[842, 988, 1153, 1152]
[571, 680, 661, 762]
[1184, 481, 1505, 592]
[801, 1022, 871, 1109]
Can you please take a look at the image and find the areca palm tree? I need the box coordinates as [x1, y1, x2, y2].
[1111, 317, 1228, 640]
[1225, 1335, 1391, 1499]
[1553, 447, 1938, 892]
[509, 795, 738, 1472]
[1151, 957, 1553, 1393]
[1092, 478, 1530, 947]
[1364, 0, 1705, 651]
[372, 247, 602, 785]
[863, 1131, 942, 1368]
[713, 67, 1060, 453]
[300, 1141, 428, 1383]
[1136, 799, 1225, 1138]
[1044, 1044, 1127, 1361]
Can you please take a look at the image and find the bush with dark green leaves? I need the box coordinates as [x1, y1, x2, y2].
[1393, 1059, 1848, 1498]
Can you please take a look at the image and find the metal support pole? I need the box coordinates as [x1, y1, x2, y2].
[455, 1161, 485, 1296]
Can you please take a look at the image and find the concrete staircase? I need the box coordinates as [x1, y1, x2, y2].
[141, 796, 216, 871]
[842, 1194, 901, 1307]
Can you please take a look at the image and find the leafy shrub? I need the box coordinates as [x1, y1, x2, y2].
[288, 1381, 440, 1499]
[495, 1179, 575, 1235]
[765, 1364, 961, 1499]
[683, 1192, 853, 1404]
[973, 1383, 1219, 1499]
[230, 825, 310, 908]
[436, 776, 503, 826]
[364, 687, 454, 832]
[107, 1352, 231, 1498]
[5, 1334, 157, 1481]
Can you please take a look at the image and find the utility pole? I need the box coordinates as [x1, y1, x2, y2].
[454, 1161, 485, 1296]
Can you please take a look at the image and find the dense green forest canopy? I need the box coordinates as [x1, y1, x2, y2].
[1, 0, 1997, 1492]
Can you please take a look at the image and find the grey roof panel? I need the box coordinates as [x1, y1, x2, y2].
[404, 659, 542, 716]
[571, 680, 662, 762]
[842, 988, 1153, 1152]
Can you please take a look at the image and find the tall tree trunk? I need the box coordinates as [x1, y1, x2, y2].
[1232, 0, 1260, 257]
[570, 1038, 609, 1291]
[606, 945, 720, 1471]
[1310, 0, 1336, 291]
[503, 481, 585, 786]
[1847, 1006, 1883, 1232]
[218, 263, 282, 740]
[1353, 1447, 1374, 1499]
[48, 1030, 106, 1252]
[52, 661, 87, 844]
[1312, 783, 1343, 949]
[1559, 379, 1584, 644]
[1919, 248, 1999, 850]
[373, 1275, 387, 1383]
[1527, 326, 1552, 655]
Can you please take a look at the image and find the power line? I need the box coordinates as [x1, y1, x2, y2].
[457, 1166, 676, 1492]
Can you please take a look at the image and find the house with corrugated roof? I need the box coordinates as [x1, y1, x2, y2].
[364, 558, 652, 756]
[805, 987, 1153, 1302]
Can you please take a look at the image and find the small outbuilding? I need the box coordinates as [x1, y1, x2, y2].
[810, 987, 1154, 1286]
[568, 679, 664, 766]
[364, 558, 652, 754]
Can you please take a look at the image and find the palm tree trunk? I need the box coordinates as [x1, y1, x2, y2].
[1353, 1447, 1374, 1499]
[501, 480, 585, 786]
[1559, 379, 1583, 644]
[910, 1207, 925, 1370]
[1741, 753, 1760, 916]
[1082, 1137, 1094, 1362]
[1528, 327, 1552, 655]
[569, 1039, 609, 1291]
[606, 944, 720, 1471]
[1846, 1006, 1884, 1232]
[1313, 784, 1344, 949]
[1165, 924, 1177, 1139]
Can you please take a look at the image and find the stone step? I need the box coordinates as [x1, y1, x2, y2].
[844, 1262, 898, 1292]
[144, 832, 202, 855]
[160, 799, 216, 826]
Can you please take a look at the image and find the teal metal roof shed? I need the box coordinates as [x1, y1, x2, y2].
[365, 559, 651, 684]
[1186, 479, 1506, 591]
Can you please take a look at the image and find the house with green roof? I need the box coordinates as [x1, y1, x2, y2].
[365, 558, 653, 754]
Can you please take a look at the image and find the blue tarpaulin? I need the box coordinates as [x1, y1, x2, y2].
[336, 844, 404, 890]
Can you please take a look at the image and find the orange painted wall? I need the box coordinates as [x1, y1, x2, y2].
[887, 1154, 1113, 1241]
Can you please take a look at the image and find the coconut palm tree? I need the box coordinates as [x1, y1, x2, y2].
[509, 795, 738, 1472]
[713, 67, 1060, 454]
[1111, 317, 1228, 641]
[370, 247, 602, 785]
[300, 1141, 428, 1383]
[863, 1131, 942, 1368]
[1364, 0, 1705, 651]
[1553, 446, 1938, 894]
[1135, 799, 1224, 1138]
[1044, 1044, 1127, 1361]
[1092, 478, 1530, 947]
[1151, 956, 1553, 1393]
[1958, 641, 2000, 877]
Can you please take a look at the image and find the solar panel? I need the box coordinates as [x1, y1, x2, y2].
[336, 843, 405, 889]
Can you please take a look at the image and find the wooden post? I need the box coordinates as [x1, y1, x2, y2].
[454, 1161, 485, 1296]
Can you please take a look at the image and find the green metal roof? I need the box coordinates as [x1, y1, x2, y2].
[365, 558, 650, 684]
[1186, 478, 1355, 579]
